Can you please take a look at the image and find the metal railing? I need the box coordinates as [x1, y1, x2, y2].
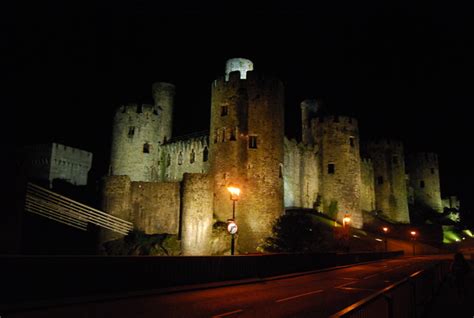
[330, 260, 450, 318]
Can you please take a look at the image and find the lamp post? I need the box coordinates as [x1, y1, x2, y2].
[410, 230, 417, 256]
[227, 186, 240, 255]
[382, 227, 389, 252]
[342, 213, 351, 253]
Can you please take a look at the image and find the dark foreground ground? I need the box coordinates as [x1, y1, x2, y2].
[6, 255, 457, 318]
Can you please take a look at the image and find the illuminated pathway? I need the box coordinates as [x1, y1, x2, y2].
[10, 255, 450, 318]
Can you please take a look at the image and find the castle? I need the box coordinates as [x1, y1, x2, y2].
[101, 58, 446, 254]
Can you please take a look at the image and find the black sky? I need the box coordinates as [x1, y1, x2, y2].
[14, 1, 474, 217]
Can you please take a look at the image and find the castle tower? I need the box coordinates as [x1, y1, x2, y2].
[109, 103, 162, 182]
[152, 82, 176, 144]
[365, 139, 410, 223]
[313, 116, 363, 228]
[210, 58, 285, 252]
[406, 152, 443, 212]
[300, 99, 321, 145]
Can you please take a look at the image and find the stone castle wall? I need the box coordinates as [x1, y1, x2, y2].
[159, 134, 210, 181]
[50, 143, 93, 186]
[365, 139, 410, 223]
[181, 173, 213, 255]
[360, 158, 376, 213]
[210, 71, 285, 252]
[109, 104, 162, 182]
[313, 115, 363, 228]
[283, 137, 319, 209]
[406, 152, 443, 212]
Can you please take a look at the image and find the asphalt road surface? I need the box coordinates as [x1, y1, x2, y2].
[10, 255, 449, 318]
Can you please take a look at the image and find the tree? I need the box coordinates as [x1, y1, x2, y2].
[260, 212, 328, 253]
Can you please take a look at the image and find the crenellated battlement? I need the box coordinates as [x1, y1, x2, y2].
[366, 138, 404, 150]
[212, 71, 283, 91]
[408, 152, 439, 163]
[115, 103, 159, 116]
[361, 157, 373, 166]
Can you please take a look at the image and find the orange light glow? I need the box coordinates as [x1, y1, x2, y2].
[410, 231, 417, 236]
[383, 227, 388, 233]
[227, 186, 241, 201]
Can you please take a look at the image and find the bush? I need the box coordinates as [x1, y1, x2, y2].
[260, 213, 328, 253]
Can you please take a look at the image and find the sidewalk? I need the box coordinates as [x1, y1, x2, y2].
[423, 272, 474, 318]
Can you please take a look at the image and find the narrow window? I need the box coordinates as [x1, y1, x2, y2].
[349, 137, 355, 147]
[230, 127, 237, 141]
[327, 163, 335, 174]
[128, 127, 135, 138]
[377, 176, 384, 184]
[431, 168, 435, 174]
[221, 105, 228, 116]
[137, 105, 143, 113]
[222, 128, 226, 142]
[249, 135, 257, 149]
[203, 147, 209, 162]
[178, 152, 183, 165]
[392, 156, 398, 164]
[190, 150, 195, 163]
[143, 143, 150, 153]
[420, 180, 425, 188]
[166, 154, 171, 167]
[279, 163, 283, 178]
[214, 129, 218, 143]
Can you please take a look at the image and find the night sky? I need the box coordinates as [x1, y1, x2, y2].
[14, 1, 474, 219]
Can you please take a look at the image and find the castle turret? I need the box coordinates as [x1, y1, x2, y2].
[152, 82, 175, 144]
[210, 58, 285, 252]
[406, 152, 443, 213]
[300, 99, 321, 145]
[365, 139, 410, 223]
[313, 115, 363, 228]
[224, 58, 254, 81]
[109, 104, 161, 182]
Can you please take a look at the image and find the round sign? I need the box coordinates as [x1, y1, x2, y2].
[227, 221, 238, 234]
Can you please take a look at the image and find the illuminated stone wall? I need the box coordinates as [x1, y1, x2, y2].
[22, 143, 92, 188]
[181, 173, 213, 255]
[365, 139, 410, 223]
[130, 181, 180, 235]
[152, 82, 175, 144]
[313, 115, 363, 228]
[100, 175, 132, 243]
[283, 137, 319, 209]
[360, 158, 376, 213]
[159, 134, 210, 181]
[406, 152, 443, 212]
[109, 103, 162, 182]
[210, 69, 285, 253]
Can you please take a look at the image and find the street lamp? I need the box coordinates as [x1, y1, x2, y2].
[382, 227, 389, 252]
[227, 186, 241, 255]
[410, 230, 417, 256]
[342, 213, 351, 253]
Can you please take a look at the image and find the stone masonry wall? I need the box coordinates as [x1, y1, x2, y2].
[130, 181, 180, 235]
[313, 115, 363, 228]
[360, 158, 376, 213]
[159, 134, 210, 182]
[181, 173, 213, 255]
[283, 137, 319, 209]
[50, 143, 93, 186]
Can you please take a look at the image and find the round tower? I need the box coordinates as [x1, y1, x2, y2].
[152, 82, 175, 144]
[365, 139, 410, 223]
[210, 58, 285, 253]
[406, 152, 443, 212]
[300, 99, 321, 145]
[224, 58, 254, 81]
[313, 115, 363, 228]
[109, 103, 161, 182]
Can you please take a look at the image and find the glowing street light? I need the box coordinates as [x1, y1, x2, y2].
[410, 230, 417, 256]
[227, 185, 241, 255]
[342, 213, 351, 253]
[382, 227, 389, 252]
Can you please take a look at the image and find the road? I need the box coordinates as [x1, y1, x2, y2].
[10, 255, 450, 318]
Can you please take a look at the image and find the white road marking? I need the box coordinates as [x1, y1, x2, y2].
[335, 281, 357, 289]
[212, 309, 244, 317]
[275, 289, 324, 303]
[339, 286, 376, 292]
[363, 273, 379, 279]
